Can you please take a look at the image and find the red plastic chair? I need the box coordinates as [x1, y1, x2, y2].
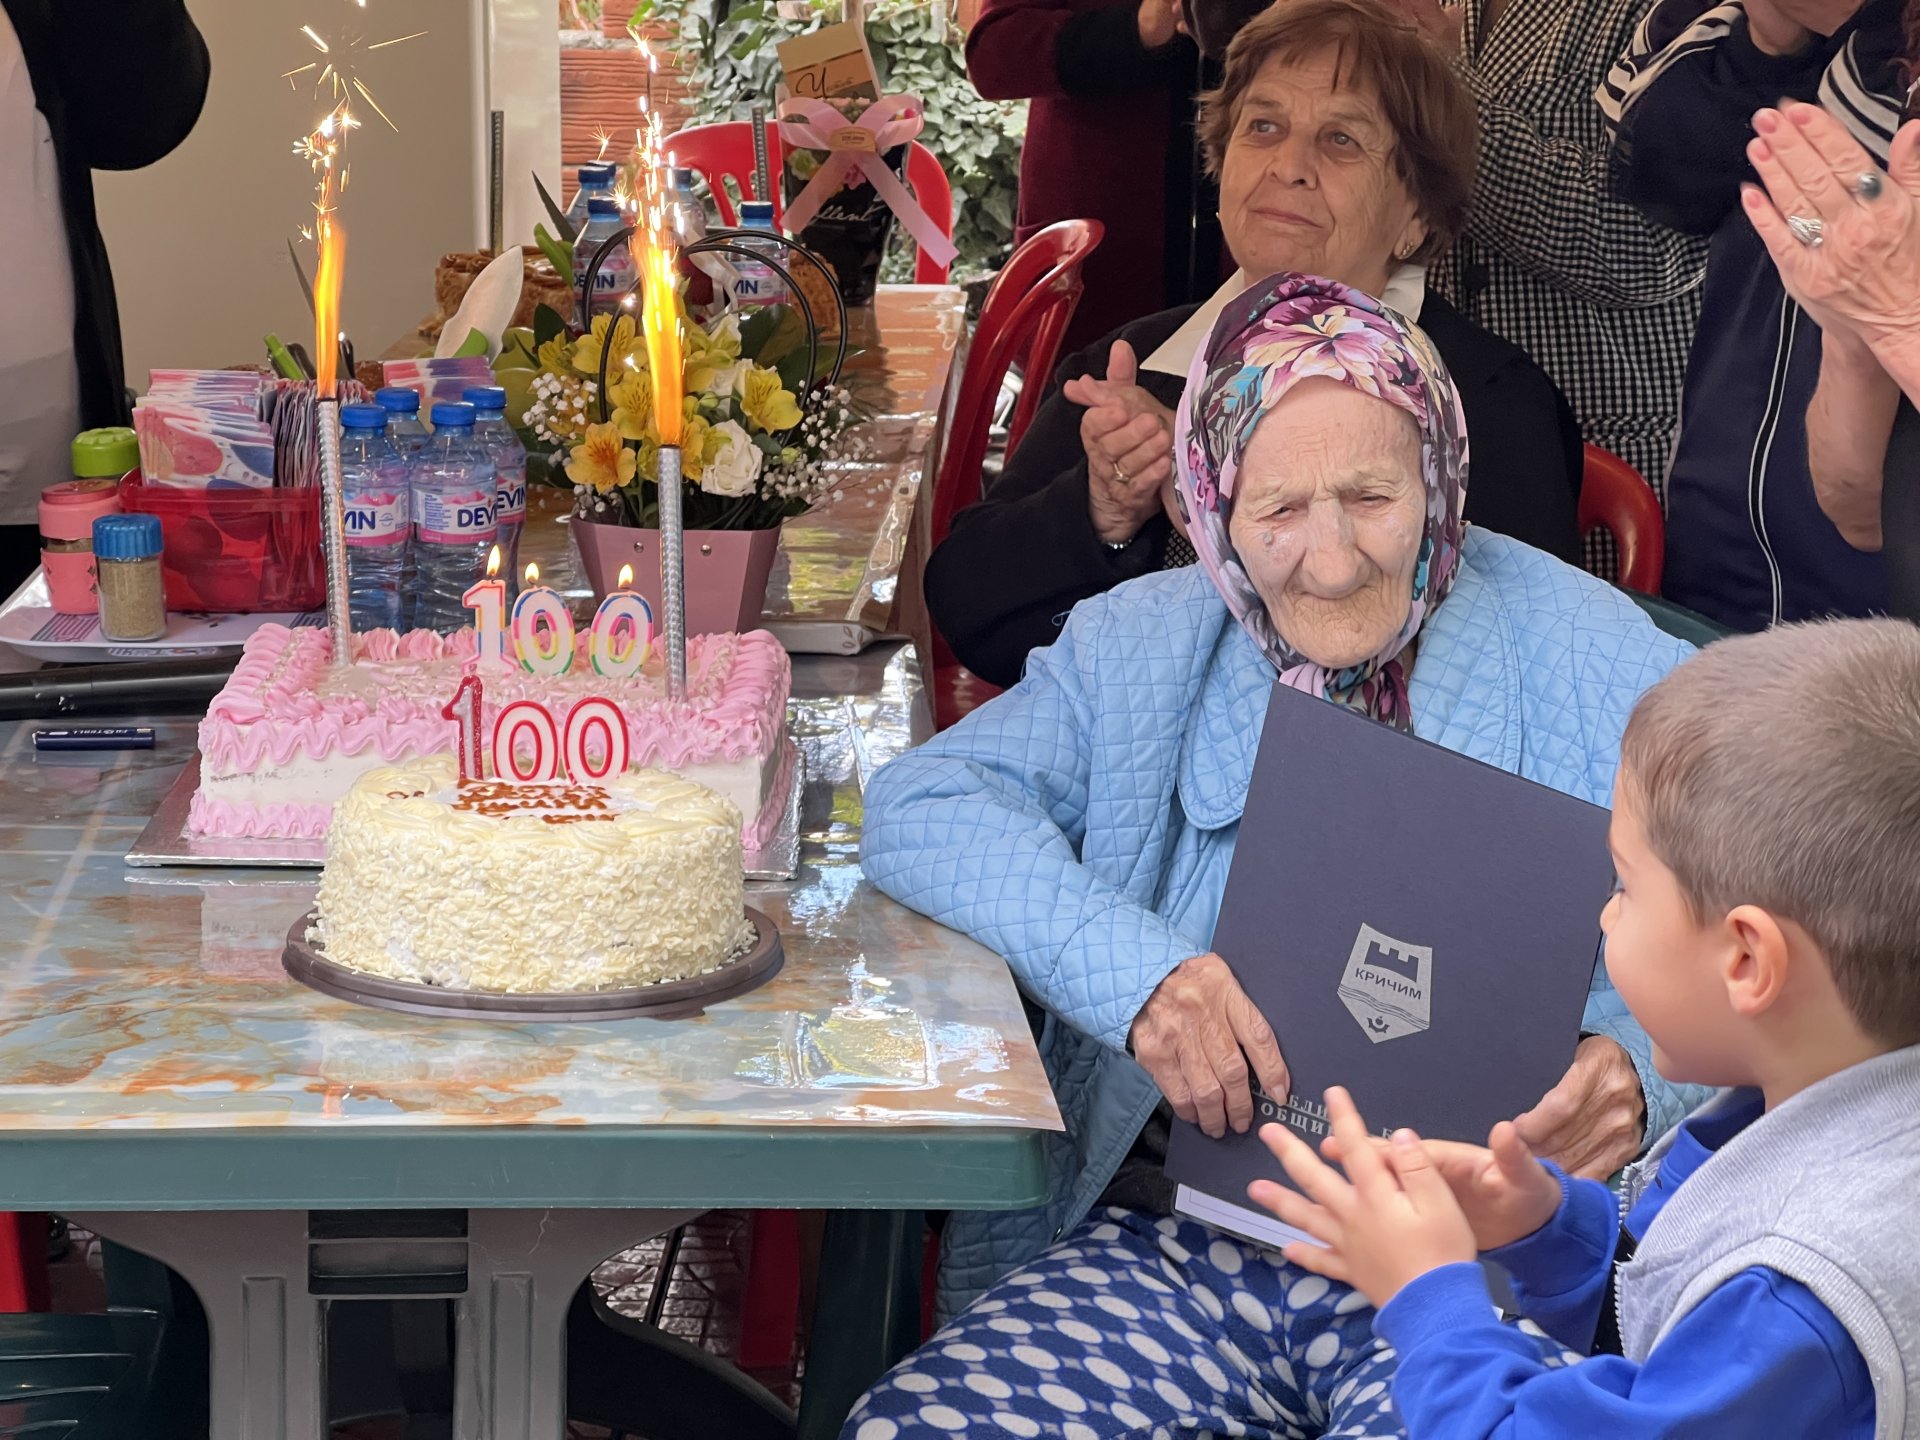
[1579, 443, 1666, 595]
[665, 121, 955, 284]
[928, 219, 1105, 730]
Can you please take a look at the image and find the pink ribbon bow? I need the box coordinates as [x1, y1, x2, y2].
[776, 95, 959, 271]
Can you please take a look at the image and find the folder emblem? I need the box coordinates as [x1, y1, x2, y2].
[1338, 923, 1432, 1044]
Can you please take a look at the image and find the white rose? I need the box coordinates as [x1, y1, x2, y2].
[699, 420, 762, 498]
[711, 359, 752, 398]
[704, 312, 742, 352]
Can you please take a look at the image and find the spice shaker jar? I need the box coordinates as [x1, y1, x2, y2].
[91, 514, 168, 642]
[40, 429, 134, 614]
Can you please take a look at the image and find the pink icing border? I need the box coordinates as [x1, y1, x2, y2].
[197, 624, 790, 775]
[187, 788, 332, 840]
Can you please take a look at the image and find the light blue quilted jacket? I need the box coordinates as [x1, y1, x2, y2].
[863, 531, 1706, 1317]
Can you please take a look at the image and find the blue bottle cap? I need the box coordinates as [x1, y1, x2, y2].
[740, 201, 777, 230]
[430, 402, 477, 429]
[340, 403, 389, 430]
[374, 387, 421, 414]
[578, 162, 616, 187]
[463, 386, 507, 412]
[587, 196, 622, 219]
[93, 513, 163, 560]
[669, 166, 695, 191]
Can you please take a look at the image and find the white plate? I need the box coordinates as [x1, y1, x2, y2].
[0, 570, 321, 664]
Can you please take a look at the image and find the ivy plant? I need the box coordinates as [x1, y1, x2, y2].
[633, 0, 1026, 279]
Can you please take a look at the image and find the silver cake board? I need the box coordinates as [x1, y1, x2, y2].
[284, 907, 784, 1022]
[126, 742, 805, 881]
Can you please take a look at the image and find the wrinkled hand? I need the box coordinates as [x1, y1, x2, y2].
[1130, 952, 1289, 1138]
[1387, 0, 1462, 55]
[1512, 1035, 1644, 1179]
[1249, 1088, 1478, 1310]
[1065, 341, 1177, 546]
[1746, 105, 1920, 368]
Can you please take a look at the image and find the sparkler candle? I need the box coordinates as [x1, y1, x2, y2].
[311, 118, 354, 668]
[639, 150, 689, 700]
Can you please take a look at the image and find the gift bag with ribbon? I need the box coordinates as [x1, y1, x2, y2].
[778, 94, 959, 306]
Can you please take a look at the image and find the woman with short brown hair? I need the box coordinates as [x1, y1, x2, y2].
[927, 0, 1584, 690]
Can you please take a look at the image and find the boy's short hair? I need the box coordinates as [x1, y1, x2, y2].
[1620, 619, 1920, 1045]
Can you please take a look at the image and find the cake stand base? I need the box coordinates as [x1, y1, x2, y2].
[282, 907, 784, 1021]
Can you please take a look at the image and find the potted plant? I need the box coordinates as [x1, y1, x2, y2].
[504, 302, 863, 633]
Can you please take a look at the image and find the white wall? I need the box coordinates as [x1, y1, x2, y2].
[99, 0, 561, 385]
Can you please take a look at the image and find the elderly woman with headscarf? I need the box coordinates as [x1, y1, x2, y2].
[845, 276, 1701, 1438]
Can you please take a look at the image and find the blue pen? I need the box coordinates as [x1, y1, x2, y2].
[33, 728, 156, 752]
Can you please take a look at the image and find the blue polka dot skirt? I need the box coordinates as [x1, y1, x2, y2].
[841, 1206, 1572, 1439]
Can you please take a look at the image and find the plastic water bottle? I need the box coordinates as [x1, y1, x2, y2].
[374, 387, 431, 456]
[466, 385, 526, 602]
[733, 200, 789, 313]
[410, 402, 498, 633]
[574, 196, 636, 319]
[565, 162, 617, 234]
[337, 405, 410, 633]
[669, 166, 722, 319]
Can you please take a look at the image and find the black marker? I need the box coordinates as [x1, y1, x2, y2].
[34, 727, 156, 752]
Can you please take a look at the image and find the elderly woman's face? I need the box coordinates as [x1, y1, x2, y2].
[1227, 380, 1427, 669]
[1218, 49, 1426, 295]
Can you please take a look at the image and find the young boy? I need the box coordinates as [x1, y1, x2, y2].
[1253, 618, 1920, 1438]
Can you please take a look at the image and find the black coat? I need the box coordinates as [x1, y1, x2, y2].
[3, 0, 210, 431]
[927, 293, 1585, 687]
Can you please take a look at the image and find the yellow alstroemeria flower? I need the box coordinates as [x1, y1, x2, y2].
[608, 370, 654, 444]
[676, 406, 713, 482]
[736, 365, 802, 433]
[567, 422, 637, 493]
[684, 313, 743, 393]
[570, 313, 644, 379]
[535, 334, 575, 378]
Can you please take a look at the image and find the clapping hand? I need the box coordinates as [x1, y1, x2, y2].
[1745, 103, 1920, 364]
[1249, 1088, 1479, 1310]
[1064, 341, 1177, 546]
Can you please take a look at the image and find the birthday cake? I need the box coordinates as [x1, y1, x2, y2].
[188, 624, 793, 847]
[310, 758, 754, 992]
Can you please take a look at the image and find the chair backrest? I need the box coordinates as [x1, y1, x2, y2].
[931, 219, 1105, 550]
[665, 122, 954, 282]
[1579, 442, 1666, 595]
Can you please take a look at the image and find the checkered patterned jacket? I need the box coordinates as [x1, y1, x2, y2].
[862, 531, 1702, 1316]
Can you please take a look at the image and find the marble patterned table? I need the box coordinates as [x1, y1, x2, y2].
[0, 644, 1058, 1439]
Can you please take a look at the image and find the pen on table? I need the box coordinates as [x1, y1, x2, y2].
[34, 728, 156, 752]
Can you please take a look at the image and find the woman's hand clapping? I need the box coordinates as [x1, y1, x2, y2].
[1745, 103, 1920, 370]
[1065, 341, 1178, 547]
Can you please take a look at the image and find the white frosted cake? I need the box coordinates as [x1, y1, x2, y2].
[190, 624, 793, 848]
[310, 758, 754, 992]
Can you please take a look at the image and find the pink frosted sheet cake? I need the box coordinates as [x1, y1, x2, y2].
[188, 624, 794, 847]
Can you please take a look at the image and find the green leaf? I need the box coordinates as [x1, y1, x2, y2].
[534, 224, 574, 280]
[737, 303, 790, 361]
[533, 172, 577, 246]
[534, 303, 568, 349]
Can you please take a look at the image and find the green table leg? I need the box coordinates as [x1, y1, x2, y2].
[794, 1211, 923, 1440]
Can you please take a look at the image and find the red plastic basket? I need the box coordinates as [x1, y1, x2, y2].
[118, 473, 326, 614]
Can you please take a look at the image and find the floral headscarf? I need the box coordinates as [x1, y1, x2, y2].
[1172, 273, 1469, 731]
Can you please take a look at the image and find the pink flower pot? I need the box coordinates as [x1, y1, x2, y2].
[572, 519, 782, 635]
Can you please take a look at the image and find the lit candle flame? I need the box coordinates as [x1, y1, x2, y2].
[486, 545, 501, 579]
[617, 564, 634, 589]
[525, 562, 541, 587]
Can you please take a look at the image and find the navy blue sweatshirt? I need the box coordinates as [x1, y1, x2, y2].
[1598, 0, 1903, 631]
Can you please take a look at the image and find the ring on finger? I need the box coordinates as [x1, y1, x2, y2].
[1854, 170, 1884, 202]
[1786, 213, 1826, 247]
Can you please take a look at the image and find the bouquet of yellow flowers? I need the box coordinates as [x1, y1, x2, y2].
[501, 302, 864, 530]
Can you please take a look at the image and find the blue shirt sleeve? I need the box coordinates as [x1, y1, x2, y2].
[1481, 1165, 1619, 1353]
[1374, 1263, 1875, 1440]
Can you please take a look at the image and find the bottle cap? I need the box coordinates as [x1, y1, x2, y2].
[463, 386, 508, 412]
[669, 167, 695, 191]
[587, 196, 623, 218]
[71, 427, 139, 479]
[740, 201, 777, 230]
[430, 402, 477, 429]
[579, 162, 616, 187]
[92, 513, 163, 560]
[375, 387, 422, 414]
[340, 404, 389, 430]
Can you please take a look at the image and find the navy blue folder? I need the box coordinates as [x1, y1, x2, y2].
[1165, 679, 1615, 1248]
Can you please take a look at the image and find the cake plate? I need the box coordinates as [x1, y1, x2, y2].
[282, 907, 784, 1022]
[125, 744, 806, 880]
